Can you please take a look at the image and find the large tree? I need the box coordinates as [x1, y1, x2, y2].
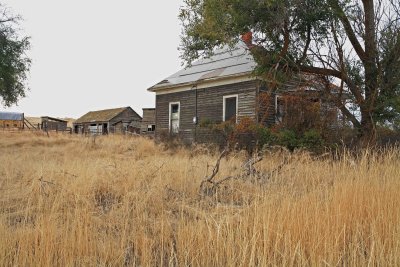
[0, 3, 30, 107]
[179, 0, 400, 142]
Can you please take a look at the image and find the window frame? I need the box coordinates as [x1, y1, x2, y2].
[169, 101, 180, 133]
[222, 94, 239, 123]
[275, 95, 284, 123]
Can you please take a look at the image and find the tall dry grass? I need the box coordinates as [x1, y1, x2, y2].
[0, 132, 399, 266]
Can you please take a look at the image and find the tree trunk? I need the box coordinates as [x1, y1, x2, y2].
[358, 106, 376, 146]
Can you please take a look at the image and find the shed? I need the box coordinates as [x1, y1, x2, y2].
[41, 117, 68, 132]
[0, 112, 24, 129]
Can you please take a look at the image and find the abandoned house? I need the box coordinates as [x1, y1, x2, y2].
[73, 107, 142, 135]
[41, 117, 68, 132]
[0, 112, 24, 129]
[147, 36, 335, 143]
[140, 108, 156, 136]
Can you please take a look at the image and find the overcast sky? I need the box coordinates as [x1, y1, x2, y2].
[1, 0, 183, 118]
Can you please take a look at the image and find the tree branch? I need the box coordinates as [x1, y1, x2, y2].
[329, 0, 367, 62]
[298, 24, 312, 64]
[298, 64, 364, 104]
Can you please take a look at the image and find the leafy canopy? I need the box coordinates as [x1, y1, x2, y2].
[0, 3, 31, 107]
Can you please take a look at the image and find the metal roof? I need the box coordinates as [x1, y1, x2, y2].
[148, 42, 256, 92]
[0, 112, 23, 121]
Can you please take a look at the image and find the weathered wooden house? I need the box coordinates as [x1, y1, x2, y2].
[0, 112, 24, 129]
[140, 108, 156, 136]
[148, 38, 336, 143]
[73, 107, 142, 135]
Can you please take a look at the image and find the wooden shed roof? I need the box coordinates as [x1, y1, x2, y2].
[41, 116, 68, 123]
[74, 107, 130, 124]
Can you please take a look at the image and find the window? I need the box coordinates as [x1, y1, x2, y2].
[169, 102, 180, 134]
[275, 95, 285, 123]
[88, 124, 98, 134]
[223, 95, 238, 122]
[147, 124, 155, 132]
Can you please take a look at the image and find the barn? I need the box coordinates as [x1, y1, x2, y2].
[73, 107, 142, 135]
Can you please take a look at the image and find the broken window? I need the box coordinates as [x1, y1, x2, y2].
[88, 124, 98, 134]
[147, 124, 155, 132]
[170, 103, 180, 134]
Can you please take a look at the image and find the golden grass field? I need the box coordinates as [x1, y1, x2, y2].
[0, 132, 399, 266]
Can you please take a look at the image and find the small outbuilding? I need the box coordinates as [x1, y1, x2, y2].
[73, 107, 142, 135]
[140, 108, 156, 136]
[41, 117, 68, 132]
[0, 112, 24, 129]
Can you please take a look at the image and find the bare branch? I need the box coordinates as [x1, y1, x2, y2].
[329, 0, 367, 62]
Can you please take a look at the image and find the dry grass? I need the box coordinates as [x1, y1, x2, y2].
[0, 132, 399, 266]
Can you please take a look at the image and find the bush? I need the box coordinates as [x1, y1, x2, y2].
[277, 129, 299, 151]
[300, 129, 324, 150]
[256, 126, 276, 148]
[195, 116, 331, 153]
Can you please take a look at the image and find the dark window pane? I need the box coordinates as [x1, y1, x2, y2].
[225, 97, 237, 121]
[171, 104, 179, 114]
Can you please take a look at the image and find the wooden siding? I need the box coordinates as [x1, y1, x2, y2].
[109, 108, 142, 128]
[258, 90, 277, 127]
[0, 120, 24, 129]
[155, 80, 259, 143]
[141, 109, 156, 135]
[41, 119, 67, 131]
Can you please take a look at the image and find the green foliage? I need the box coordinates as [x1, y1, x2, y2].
[300, 129, 324, 150]
[0, 4, 31, 107]
[255, 126, 276, 147]
[276, 129, 299, 152]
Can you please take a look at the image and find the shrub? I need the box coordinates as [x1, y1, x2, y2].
[255, 126, 276, 148]
[277, 129, 299, 151]
[300, 129, 324, 150]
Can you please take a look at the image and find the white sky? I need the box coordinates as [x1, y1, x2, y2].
[1, 0, 183, 118]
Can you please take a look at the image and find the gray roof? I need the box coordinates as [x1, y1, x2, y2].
[74, 106, 142, 124]
[74, 107, 129, 124]
[148, 42, 256, 91]
[0, 112, 23, 121]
